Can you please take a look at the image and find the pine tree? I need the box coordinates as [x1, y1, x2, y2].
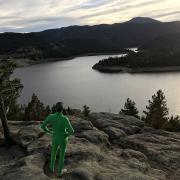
[82, 105, 90, 117]
[63, 108, 67, 115]
[120, 98, 140, 119]
[45, 105, 51, 115]
[67, 106, 72, 115]
[164, 115, 180, 132]
[143, 89, 169, 129]
[0, 60, 23, 146]
[24, 93, 47, 121]
[51, 104, 56, 113]
[7, 100, 25, 121]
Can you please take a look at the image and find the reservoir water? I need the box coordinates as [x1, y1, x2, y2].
[13, 54, 180, 115]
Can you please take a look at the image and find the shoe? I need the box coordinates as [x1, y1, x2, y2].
[58, 169, 67, 177]
[62, 169, 67, 174]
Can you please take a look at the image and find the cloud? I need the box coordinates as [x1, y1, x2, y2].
[0, 0, 179, 32]
[77, 0, 111, 9]
[78, 0, 168, 23]
[0, 16, 80, 32]
[154, 11, 180, 19]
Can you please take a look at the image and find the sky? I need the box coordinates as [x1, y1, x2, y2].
[0, 0, 179, 32]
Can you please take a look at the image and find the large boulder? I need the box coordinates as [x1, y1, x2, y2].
[66, 137, 104, 162]
[1, 113, 180, 179]
[71, 117, 94, 134]
[103, 126, 127, 141]
[77, 129, 109, 145]
[27, 133, 51, 154]
[64, 167, 95, 180]
[0, 145, 25, 166]
[0, 153, 49, 180]
[89, 112, 144, 135]
[118, 131, 180, 175]
[16, 125, 43, 147]
[89, 112, 144, 128]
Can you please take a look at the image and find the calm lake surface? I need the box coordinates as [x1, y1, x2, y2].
[13, 54, 180, 115]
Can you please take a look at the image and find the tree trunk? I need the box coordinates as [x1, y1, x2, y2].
[0, 95, 12, 147]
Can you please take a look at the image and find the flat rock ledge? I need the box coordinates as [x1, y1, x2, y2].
[0, 112, 180, 180]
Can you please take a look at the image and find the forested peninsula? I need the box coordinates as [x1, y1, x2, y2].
[93, 33, 180, 73]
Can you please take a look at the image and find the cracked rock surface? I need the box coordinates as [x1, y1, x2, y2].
[0, 112, 180, 179]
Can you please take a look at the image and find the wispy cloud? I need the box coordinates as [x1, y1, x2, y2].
[79, 0, 167, 20]
[0, 0, 179, 32]
[154, 11, 180, 19]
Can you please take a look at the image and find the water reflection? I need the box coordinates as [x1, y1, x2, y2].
[13, 54, 180, 115]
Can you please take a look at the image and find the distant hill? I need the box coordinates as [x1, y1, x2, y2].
[140, 33, 180, 51]
[127, 17, 161, 24]
[0, 17, 180, 60]
[38, 17, 180, 48]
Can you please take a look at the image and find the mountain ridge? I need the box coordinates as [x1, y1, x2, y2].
[0, 17, 180, 61]
[126, 17, 162, 24]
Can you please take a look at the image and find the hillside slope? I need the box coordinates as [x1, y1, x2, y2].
[0, 17, 180, 61]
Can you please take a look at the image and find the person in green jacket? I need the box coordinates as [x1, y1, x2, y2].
[40, 102, 74, 176]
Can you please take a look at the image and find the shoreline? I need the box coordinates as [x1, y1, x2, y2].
[11, 51, 128, 67]
[92, 66, 180, 73]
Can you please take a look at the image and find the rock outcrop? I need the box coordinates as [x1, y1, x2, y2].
[0, 112, 180, 179]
